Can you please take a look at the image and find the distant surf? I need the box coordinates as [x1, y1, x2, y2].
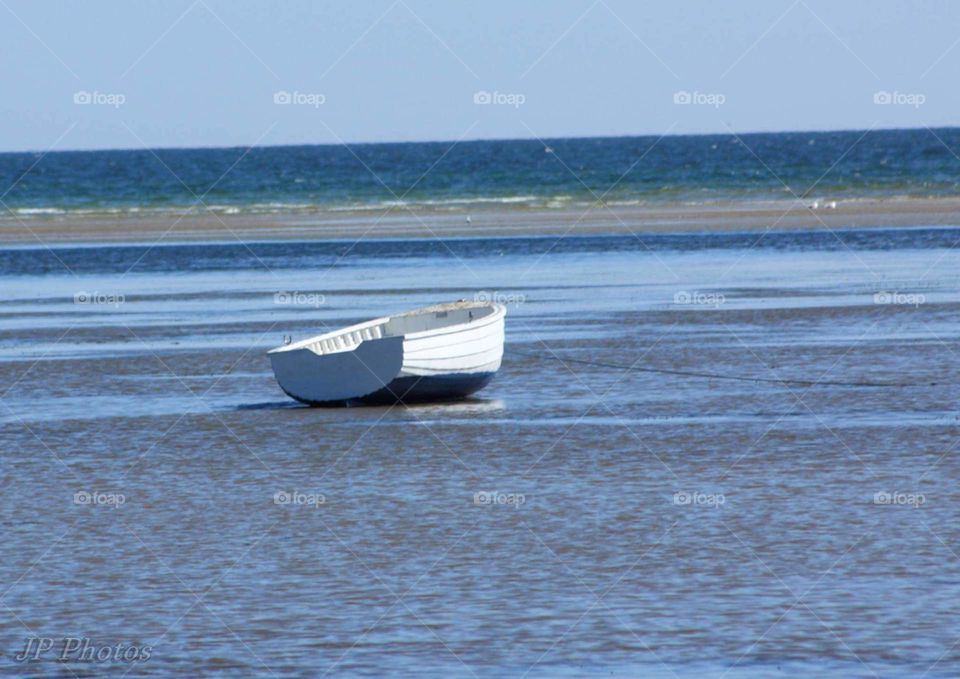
[2, 128, 959, 220]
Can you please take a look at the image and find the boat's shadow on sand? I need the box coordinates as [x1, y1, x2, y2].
[233, 397, 504, 414]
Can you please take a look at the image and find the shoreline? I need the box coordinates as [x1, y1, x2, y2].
[2, 197, 960, 247]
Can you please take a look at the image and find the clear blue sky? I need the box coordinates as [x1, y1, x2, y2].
[2, 0, 958, 151]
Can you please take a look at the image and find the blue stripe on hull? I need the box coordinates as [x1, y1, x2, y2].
[290, 372, 498, 407]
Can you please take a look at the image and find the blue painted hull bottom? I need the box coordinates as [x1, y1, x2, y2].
[287, 372, 498, 407]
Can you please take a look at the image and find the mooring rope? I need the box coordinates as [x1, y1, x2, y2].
[510, 348, 932, 389]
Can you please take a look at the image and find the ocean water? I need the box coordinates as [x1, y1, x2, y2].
[2, 228, 960, 677]
[2, 128, 960, 218]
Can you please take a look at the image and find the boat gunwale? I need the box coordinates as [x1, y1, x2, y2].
[402, 307, 504, 341]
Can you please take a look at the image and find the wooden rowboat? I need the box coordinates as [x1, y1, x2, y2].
[268, 301, 506, 406]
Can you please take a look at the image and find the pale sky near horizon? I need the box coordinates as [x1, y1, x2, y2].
[1, 0, 959, 152]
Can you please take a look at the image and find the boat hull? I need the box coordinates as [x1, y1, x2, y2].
[268, 302, 505, 407]
[287, 371, 498, 407]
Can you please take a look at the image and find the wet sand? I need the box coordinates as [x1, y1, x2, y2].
[2, 231, 960, 677]
[3, 197, 960, 245]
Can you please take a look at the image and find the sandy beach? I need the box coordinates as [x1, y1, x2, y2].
[3, 197, 960, 246]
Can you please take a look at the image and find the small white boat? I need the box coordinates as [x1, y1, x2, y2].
[268, 301, 506, 406]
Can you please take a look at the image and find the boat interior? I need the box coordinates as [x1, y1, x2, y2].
[275, 302, 500, 356]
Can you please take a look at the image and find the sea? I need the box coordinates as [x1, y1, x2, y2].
[1, 128, 959, 218]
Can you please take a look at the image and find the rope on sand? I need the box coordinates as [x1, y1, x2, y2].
[511, 348, 932, 389]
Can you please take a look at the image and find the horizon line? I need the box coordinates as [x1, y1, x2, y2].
[2, 123, 957, 155]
